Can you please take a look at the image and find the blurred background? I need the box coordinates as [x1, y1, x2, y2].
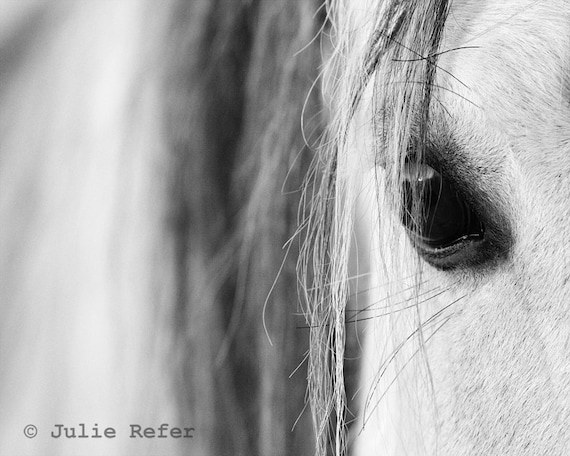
[0, 0, 331, 454]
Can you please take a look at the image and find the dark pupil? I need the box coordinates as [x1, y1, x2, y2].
[402, 165, 483, 248]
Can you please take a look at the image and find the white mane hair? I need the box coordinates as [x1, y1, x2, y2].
[304, 0, 453, 453]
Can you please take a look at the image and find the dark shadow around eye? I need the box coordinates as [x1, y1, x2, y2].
[401, 162, 484, 263]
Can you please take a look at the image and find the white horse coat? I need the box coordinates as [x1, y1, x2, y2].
[345, 1, 570, 454]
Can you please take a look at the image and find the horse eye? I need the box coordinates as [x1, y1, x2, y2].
[401, 162, 484, 252]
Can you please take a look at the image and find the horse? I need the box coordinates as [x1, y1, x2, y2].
[1, 1, 569, 456]
[310, 0, 570, 454]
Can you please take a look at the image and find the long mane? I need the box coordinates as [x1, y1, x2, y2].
[304, 0, 452, 454]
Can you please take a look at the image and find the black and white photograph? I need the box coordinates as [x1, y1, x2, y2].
[1, 1, 569, 455]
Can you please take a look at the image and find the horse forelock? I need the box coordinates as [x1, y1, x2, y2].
[304, 1, 454, 453]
